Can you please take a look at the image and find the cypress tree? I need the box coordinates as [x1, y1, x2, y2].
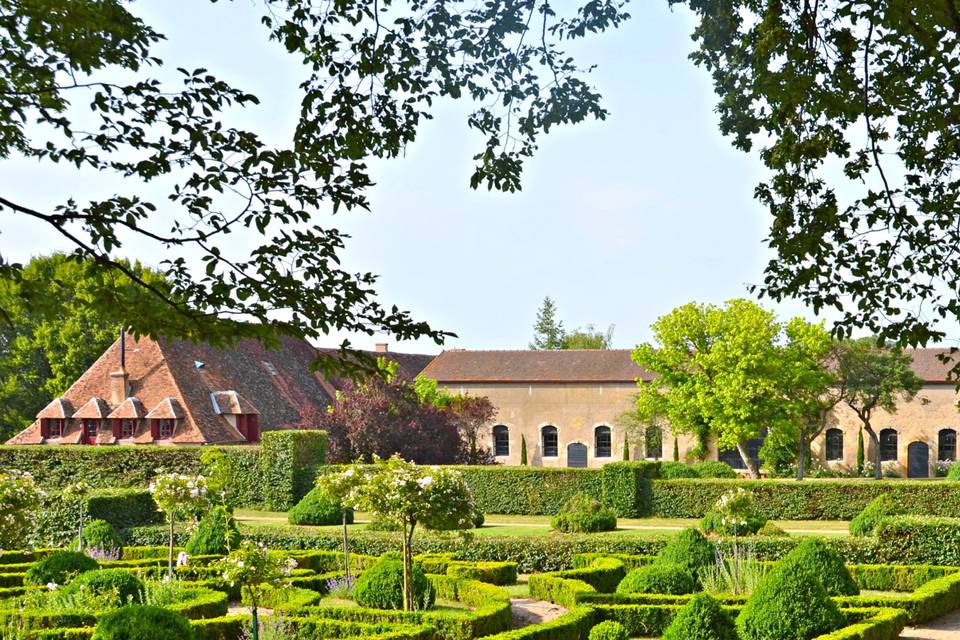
[520, 435, 528, 465]
[856, 429, 865, 475]
[673, 437, 680, 461]
[622, 435, 630, 460]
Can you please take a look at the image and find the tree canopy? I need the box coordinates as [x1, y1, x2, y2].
[1, 0, 628, 375]
[675, 0, 960, 357]
[530, 296, 614, 349]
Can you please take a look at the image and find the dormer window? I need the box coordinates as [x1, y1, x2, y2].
[158, 419, 175, 439]
[120, 419, 137, 438]
[44, 418, 66, 438]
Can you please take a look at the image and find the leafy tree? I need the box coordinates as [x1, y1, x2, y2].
[1, 1, 627, 372]
[0, 470, 43, 550]
[674, 0, 960, 356]
[218, 541, 298, 640]
[835, 339, 923, 479]
[562, 324, 615, 349]
[348, 456, 474, 611]
[314, 467, 365, 582]
[149, 474, 209, 578]
[413, 375, 497, 464]
[0, 254, 168, 440]
[530, 297, 566, 350]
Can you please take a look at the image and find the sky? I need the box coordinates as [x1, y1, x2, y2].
[3, 0, 850, 355]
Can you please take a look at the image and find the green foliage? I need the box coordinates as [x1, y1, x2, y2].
[673, 438, 680, 462]
[659, 462, 700, 479]
[520, 436, 527, 466]
[756, 522, 787, 537]
[616, 564, 695, 595]
[25, 551, 99, 587]
[622, 435, 630, 461]
[92, 605, 194, 640]
[588, 620, 628, 640]
[599, 462, 659, 518]
[454, 466, 606, 516]
[947, 464, 960, 481]
[550, 493, 617, 533]
[530, 297, 565, 350]
[782, 539, 859, 596]
[850, 495, 902, 537]
[872, 516, 960, 566]
[185, 506, 242, 555]
[353, 557, 435, 611]
[260, 430, 328, 511]
[857, 430, 865, 476]
[655, 528, 715, 579]
[67, 568, 145, 603]
[562, 324, 614, 350]
[35, 489, 162, 547]
[80, 519, 123, 553]
[662, 593, 737, 640]
[700, 489, 767, 536]
[366, 514, 403, 532]
[691, 462, 737, 479]
[288, 488, 353, 526]
[0, 470, 43, 548]
[736, 556, 844, 640]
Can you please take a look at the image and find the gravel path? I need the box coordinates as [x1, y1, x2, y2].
[509, 598, 566, 628]
[901, 609, 960, 640]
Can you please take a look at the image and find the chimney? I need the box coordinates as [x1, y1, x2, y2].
[375, 343, 389, 353]
[110, 329, 129, 405]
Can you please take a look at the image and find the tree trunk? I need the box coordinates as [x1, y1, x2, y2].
[250, 589, 259, 640]
[796, 432, 807, 481]
[401, 523, 413, 611]
[864, 424, 882, 480]
[167, 515, 175, 579]
[736, 442, 761, 479]
[77, 511, 85, 552]
[342, 509, 351, 582]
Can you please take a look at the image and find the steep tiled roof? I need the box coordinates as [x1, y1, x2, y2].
[904, 348, 960, 383]
[107, 397, 146, 420]
[36, 398, 74, 419]
[145, 397, 185, 420]
[421, 349, 655, 383]
[72, 397, 110, 419]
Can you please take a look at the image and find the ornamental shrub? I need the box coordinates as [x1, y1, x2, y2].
[92, 605, 194, 640]
[25, 550, 99, 586]
[67, 569, 145, 603]
[660, 462, 700, 479]
[353, 557, 435, 610]
[701, 489, 766, 536]
[288, 487, 352, 526]
[756, 522, 787, 537]
[655, 528, 715, 579]
[736, 555, 844, 640]
[616, 563, 695, 595]
[662, 593, 738, 640]
[781, 539, 859, 596]
[947, 463, 960, 480]
[588, 620, 628, 640]
[366, 514, 402, 531]
[550, 493, 617, 533]
[691, 461, 738, 479]
[849, 494, 901, 536]
[79, 519, 123, 554]
[185, 506, 242, 555]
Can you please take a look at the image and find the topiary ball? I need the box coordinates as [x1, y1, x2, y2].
[25, 551, 99, 587]
[659, 462, 701, 479]
[691, 461, 738, 479]
[588, 620, 629, 640]
[79, 520, 123, 554]
[550, 493, 617, 533]
[92, 605, 194, 640]
[67, 569, 145, 604]
[849, 494, 900, 536]
[353, 557, 435, 610]
[288, 488, 352, 526]
[663, 593, 738, 640]
[779, 539, 859, 596]
[736, 556, 844, 640]
[656, 528, 715, 580]
[616, 563, 695, 595]
[757, 522, 788, 537]
[185, 506, 242, 555]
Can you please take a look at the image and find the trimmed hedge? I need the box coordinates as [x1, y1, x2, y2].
[600, 462, 659, 517]
[452, 467, 605, 515]
[33, 490, 162, 547]
[874, 517, 960, 566]
[259, 430, 327, 511]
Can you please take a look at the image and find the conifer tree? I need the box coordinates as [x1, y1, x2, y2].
[856, 429, 865, 476]
[673, 437, 680, 462]
[520, 435, 528, 466]
[530, 297, 565, 350]
[622, 435, 630, 461]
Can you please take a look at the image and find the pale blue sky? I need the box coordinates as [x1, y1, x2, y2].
[4, 0, 845, 354]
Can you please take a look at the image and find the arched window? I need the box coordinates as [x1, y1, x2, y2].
[880, 428, 898, 461]
[493, 425, 510, 457]
[594, 426, 612, 458]
[825, 428, 843, 461]
[939, 428, 957, 462]
[645, 425, 663, 459]
[541, 425, 558, 458]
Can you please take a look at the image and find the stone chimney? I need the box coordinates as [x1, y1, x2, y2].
[110, 330, 129, 405]
[375, 343, 389, 353]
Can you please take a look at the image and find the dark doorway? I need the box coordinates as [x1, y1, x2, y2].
[567, 442, 588, 468]
[907, 441, 929, 478]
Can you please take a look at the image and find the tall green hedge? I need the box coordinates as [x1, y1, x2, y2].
[260, 430, 328, 511]
[34, 489, 162, 546]
[441, 467, 605, 516]
[601, 462, 660, 517]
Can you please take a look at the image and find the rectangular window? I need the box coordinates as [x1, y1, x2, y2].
[493, 426, 510, 457]
[120, 420, 136, 438]
[83, 419, 98, 438]
[158, 419, 175, 439]
[542, 427, 558, 458]
[49, 419, 66, 438]
[595, 428, 611, 458]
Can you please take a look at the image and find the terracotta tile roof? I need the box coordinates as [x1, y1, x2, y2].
[904, 348, 960, 383]
[315, 347, 435, 391]
[210, 391, 257, 415]
[145, 397, 185, 420]
[72, 397, 110, 419]
[107, 397, 146, 419]
[420, 349, 655, 383]
[36, 398, 74, 419]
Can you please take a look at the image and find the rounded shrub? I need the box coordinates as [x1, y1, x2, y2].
[185, 506, 242, 555]
[736, 556, 844, 640]
[92, 605, 194, 640]
[67, 569, 145, 604]
[79, 520, 123, 554]
[780, 539, 858, 596]
[288, 487, 352, 526]
[663, 593, 738, 640]
[849, 494, 901, 536]
[550, 493, 617, 533]
[659, 462, 701, 479]
[691, 461, 738, 478]
[353, 557, 435, 610]
[616, 563, 695, 595]
[588, 620, 628, 640]
[656, 528, 715, 579]
[756, 522, 788, 537]
[25, 550, 99, 587]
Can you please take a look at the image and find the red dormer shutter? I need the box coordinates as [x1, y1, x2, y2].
[150, 419, 160, 440]
[248, 415, 259, 443]
[39, 418, 50, 439]
[236, 414, 247, 439]
[112, 419, 121, 439]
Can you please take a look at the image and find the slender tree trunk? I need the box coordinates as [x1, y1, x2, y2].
[342, 509, 351, 582]
[864, 423, 882, 480]
[736, 442, 761, 479]
[402, 523, 413, 611]
[167, 515, 175, 579]
[77, 510, 85, 552]
[249, 589, 259, 640]
[796, 432, 808, 481]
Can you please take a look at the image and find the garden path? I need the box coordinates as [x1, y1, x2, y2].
[509, 598, 566, 628]
[900, 609, 960, 640]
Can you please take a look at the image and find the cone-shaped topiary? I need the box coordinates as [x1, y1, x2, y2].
[185, 505, 242, 555]
[849, 494, 900, 536]
[663, 593, 738, 640]
[780, 539, 858, 596]
[616, 563, 695, 595]
[25, 551, 98, 587]
[353, 556, 435, 610]
[288, 487, 353, 526]
[736, 555, 844, 640]
[92, 605, 194, 640]
[656, 528, 715, 580]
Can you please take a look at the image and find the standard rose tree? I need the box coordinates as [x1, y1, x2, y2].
[149, 474, 209, 579]
[218, 541, 297, 640]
